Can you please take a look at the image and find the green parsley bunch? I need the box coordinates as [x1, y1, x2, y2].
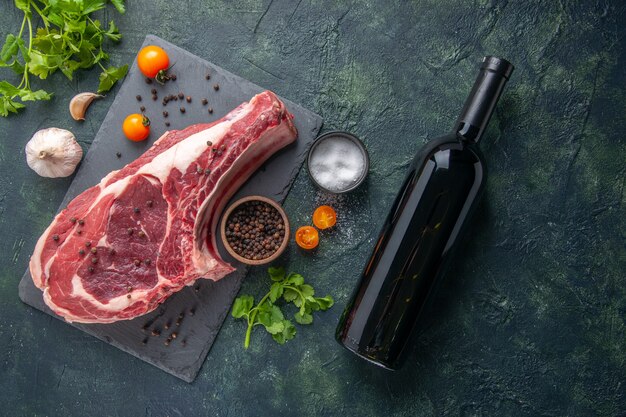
[0, 0, 128, 117]
[231, 267, 334, 349]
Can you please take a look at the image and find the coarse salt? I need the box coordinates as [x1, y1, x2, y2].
[309, 136, 366, 192]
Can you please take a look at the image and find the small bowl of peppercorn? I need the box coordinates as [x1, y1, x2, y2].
[220, 196, 290, 265]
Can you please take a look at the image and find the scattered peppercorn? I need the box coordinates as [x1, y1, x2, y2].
[162, 99, 167, 106]
[151, 88, 157, 95]
[134, 259, 141, 266]
[140, 106, 146, 112]
[79, 249, 85, 256]
[186, 96, 192, 103]
[204, 169, 211, 175]
[144, 259, 151, 265]
[91, 257, 97, 264]
[151, 329, 160, 336]
[165, 122, 170, 127]
[208, 107, 213, 114]
[77, 230, 82, 235]
[201, 98, 208, 105]
[171, 74, 177, 81]
[180, 107, 186, 113]
[171, 332, 177, 339]
[138, 231, 145, 238]
[134, 207, 140, 214]
[213, 84, 219, 91]
[225, 200, 285, 260]
[151, 94, 157, 101]
[78, 219, 84, 225]
[164, 322, 170, 330]
[206, 140, 212, 146]
[116, 152, 122, 158]
[109, 248, 116, 255]
[127, 294, 131, 299]
[85, 241, 91, 247]
[196, 166, 203, 174]
[163, 111, 168, 117]
[90, 247, 97, 254]
[136, 95, 142, 101]
[127, 286, 133, 292]
[145, 78, 152, 84]
[164, 338, 171, 346]
[194, 285, 200, 292]
[88, 266, 94, 272]
[189, 308, 195, 316]
[141, 338, 148, 345]
[181, 339, 187, 347]
[70, 217, 77, 224]
[178, 92, 184, 99]
[147, 200, 153, 207]
[52, 234, 59, 241]
[127, 228, 133, 235]
[205, 74, 211, 80]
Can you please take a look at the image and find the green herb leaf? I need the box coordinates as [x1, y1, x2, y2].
[0, 34, 21, 64]
[285, 273, 304, 286]
[294, 311, 313, 325]
[272, 320, 296, 344]
[14, 0, 31, 17]
[109, 0, 126, 14]
[269, 282, 283, 302]
[19, 89, 52, 101]
[231, 295, 254, 319]
[268, 266, 285, 282]
[283, 287, 298, 302]
[0, 95, 25, 117]
[104, 21, 122, 42]
[315, 295, 334, 310]
[97, 64, 127, 93]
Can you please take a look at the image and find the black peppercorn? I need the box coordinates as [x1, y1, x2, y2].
[205, 74, 211, 80]
[134, 207, 140, 213]
[88, 266, 94, 272]
[147, 200, 153, 207]
[165, 122, 170, 127]
[171, 74, 177, 81]
[213, 84, 219, 91]
[85, 241, 91, 247]
[91, 257, 97, 264]
[78, 219, 84, 225]
[52, 234, 59, 241]
[178, 92, 184, 99]
[134, 259, 141, 266]
[201, 98, 208, 105]
[79, 249, 85, 256]
[151, 88, 157, 95]
[180, 107, 185, 113]
[163, 111, 168, 117]
[140, 105, 146, 112]
[70, 217, 77, 224]
[208, 107, 213, 114]
[91, 247, 97, 254]
[136, 95, 142, 101]
[127, 228, 133, 235]
[138, 231, 145, 237]
[145, 78, 152, 84]
[116, 152, 122, 158]
[151, 94, 157, 101]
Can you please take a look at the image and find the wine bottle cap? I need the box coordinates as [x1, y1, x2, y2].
[481, 56, 514, 80]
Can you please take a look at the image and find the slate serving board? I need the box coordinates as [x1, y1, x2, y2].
[18, 35, 323, 383]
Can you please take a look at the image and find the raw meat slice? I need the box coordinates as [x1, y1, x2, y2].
[29, 91, 297, 323]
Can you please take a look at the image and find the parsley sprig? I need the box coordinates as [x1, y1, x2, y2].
[0, 0, 128, 117]
[231, 267, 334, 349]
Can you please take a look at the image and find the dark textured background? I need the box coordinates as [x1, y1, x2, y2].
[1, 0, 625, 416]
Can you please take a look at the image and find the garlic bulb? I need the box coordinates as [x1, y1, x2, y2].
[25, 128, 83, 178]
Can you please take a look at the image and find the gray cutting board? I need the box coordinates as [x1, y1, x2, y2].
[18, 35, 323, 383]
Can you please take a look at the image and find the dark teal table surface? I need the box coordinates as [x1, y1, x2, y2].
[1, 1, 625, 416]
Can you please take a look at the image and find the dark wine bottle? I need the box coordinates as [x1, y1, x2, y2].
[335, 56, 514, 369]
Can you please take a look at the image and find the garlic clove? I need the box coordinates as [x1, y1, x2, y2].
[69, 92, 103, 121]
[25, 128, 83, 178]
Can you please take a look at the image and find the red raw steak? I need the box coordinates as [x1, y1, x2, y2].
[29, 91, 297, 323]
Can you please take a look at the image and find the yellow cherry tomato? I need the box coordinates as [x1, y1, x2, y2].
[137, 45, 170, 79]
[312, 205, 337, 229]
[295, 226, 319, 250]
[123, 113, 150, 142]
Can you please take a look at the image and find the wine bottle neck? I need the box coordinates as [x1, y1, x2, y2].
[454, 56, 514, 144]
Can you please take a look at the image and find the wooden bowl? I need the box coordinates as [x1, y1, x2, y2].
[220, 196, 290, 266]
